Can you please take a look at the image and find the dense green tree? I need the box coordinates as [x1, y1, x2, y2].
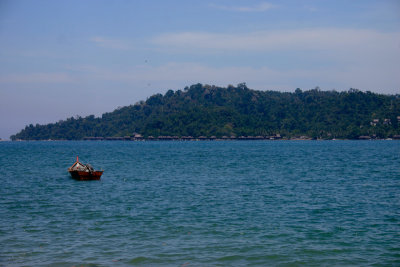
[10, 84, 400, 140]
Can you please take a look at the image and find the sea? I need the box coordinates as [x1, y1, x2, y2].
[0, 140, 399, 266]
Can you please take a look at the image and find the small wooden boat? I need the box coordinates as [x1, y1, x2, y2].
[68, 156, 103, 180]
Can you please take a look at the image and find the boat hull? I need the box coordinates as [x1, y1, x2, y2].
[68, 170, 103, 181]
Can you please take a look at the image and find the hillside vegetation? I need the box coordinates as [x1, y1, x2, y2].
[11, 83, 400, 140]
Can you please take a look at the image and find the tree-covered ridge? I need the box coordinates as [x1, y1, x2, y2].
[11, 83, 400, 140]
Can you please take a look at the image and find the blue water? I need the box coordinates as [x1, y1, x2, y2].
[0, 140, 399, 266]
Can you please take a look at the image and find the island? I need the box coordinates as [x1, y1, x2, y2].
[11, 83, 400, 141]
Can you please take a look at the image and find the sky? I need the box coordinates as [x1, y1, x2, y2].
[0, 0, 399, 139]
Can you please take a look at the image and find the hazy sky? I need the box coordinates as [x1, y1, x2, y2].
[0, 0, 399, 139]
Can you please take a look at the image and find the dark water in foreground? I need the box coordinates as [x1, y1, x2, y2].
[0, 141, 399, 266]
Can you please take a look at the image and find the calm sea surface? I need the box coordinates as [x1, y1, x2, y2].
[0, 141, 399, 266]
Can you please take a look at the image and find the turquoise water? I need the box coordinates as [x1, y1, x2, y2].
[0, 141, 399, 266]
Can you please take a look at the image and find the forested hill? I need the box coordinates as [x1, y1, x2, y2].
[11, 83, 400, 140]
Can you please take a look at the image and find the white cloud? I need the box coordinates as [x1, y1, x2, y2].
[304, 5, 318, 12]
[3, 26, 399, 96]
[59, 61, 399, 94]
[0, 72, 74, 84]
[210, 2, 275, 12]
[152, 28, 400, 53]
[151, 28, 400, 92]
[90, 36, 132, 50]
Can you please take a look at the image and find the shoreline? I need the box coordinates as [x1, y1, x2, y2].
[9, 137, 399, 142]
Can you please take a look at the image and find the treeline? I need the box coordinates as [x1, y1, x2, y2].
[11, 83, 400, 140]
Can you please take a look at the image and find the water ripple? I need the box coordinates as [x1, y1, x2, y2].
[0, 140, 399, 266]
